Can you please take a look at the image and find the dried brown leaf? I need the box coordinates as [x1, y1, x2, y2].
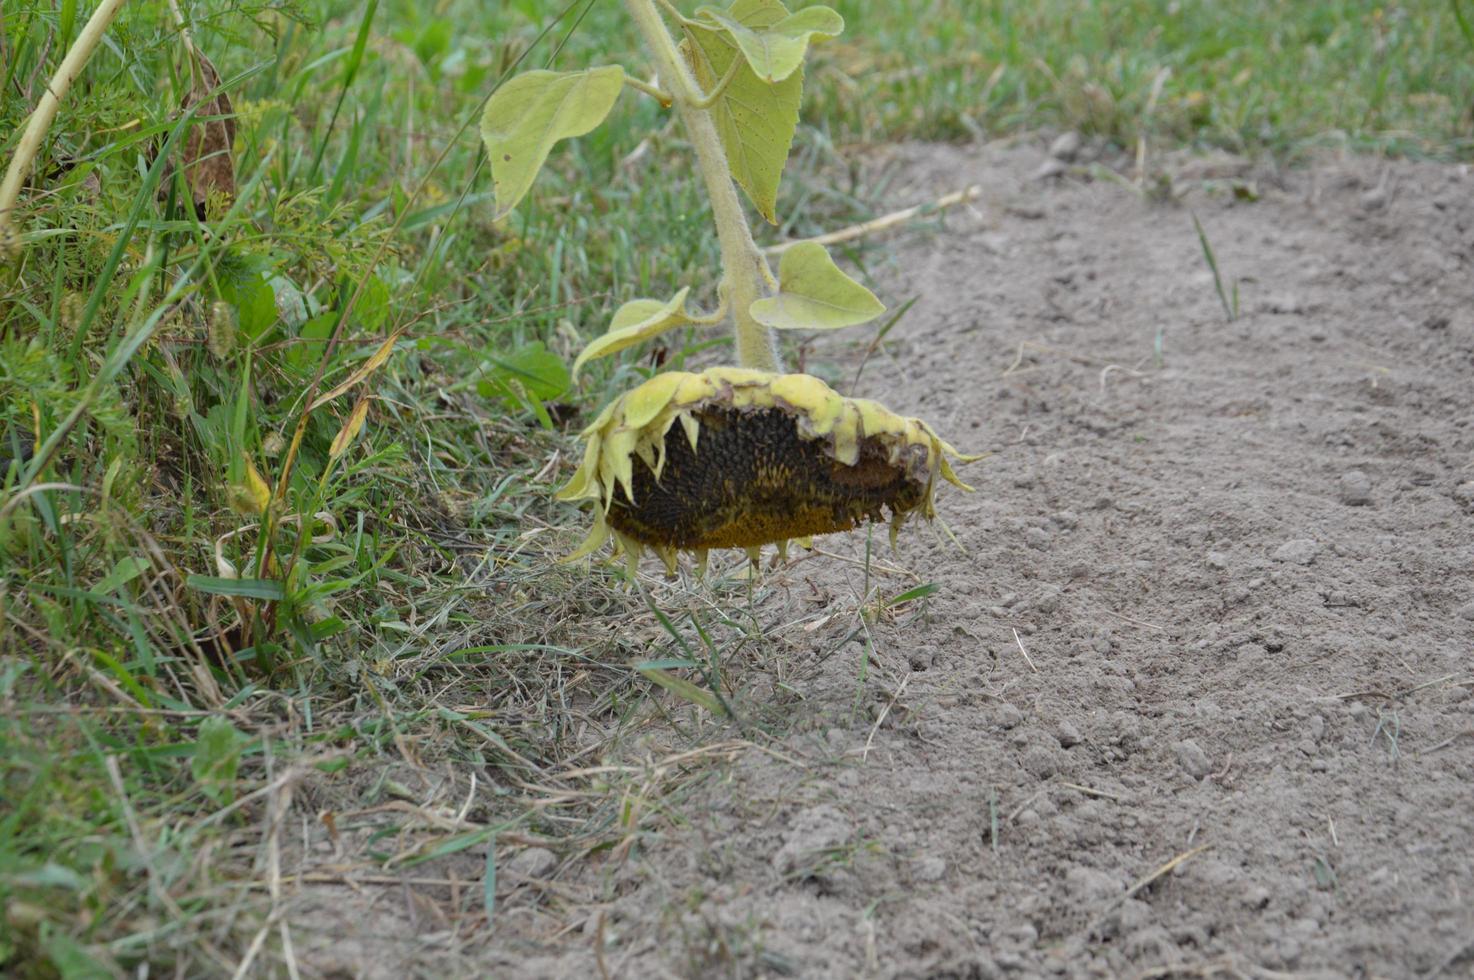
[157, 51, 236, 220]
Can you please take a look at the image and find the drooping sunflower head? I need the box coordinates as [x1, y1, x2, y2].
[557, 367, 979, 575]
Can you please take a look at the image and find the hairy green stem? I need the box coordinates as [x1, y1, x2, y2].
[623, 0, 780, 372]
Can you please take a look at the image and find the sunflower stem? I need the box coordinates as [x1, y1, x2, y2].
[623, 0, 781, 372]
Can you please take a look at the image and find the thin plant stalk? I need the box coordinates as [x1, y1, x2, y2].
[622, 0, 781, 372]
[0, 0, 131, 256]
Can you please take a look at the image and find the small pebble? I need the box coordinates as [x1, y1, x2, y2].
[1125, 926, 1174, 960]
[1049, 131, 1083, 162]
[1032, 586, 1062, 613]
[1174, 739, 1212, 779]
[1020, 745, 1058, 779]
[773, 805, 852, 874]
[1262, 294, 1305, 315]
[1031, 157, 1068, 181]
[1007, 203, 1046, 220]
[1005, 921, 1039, 946]
[1205, 550, 1229, 570]
[995, 703, 1024, 729]
[1057, 720, 1082, 748]
[913, 855, 947, 882]
[1064, 865, 1122, 901]
[1273, 539, 1320, 565]
[1457, 601, 1474, 621]
[508, 847, 558, 879]
[1024, 527, 1050, 550]
[1453, 482, 1474, 512]
[1339, 470, 1373, 506]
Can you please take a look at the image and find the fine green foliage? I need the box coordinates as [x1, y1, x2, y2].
[1453, 0, 1474, 52]
[1191, 212, 1240, 323]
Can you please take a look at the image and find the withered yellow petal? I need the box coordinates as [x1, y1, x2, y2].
[557, 367, 979, 573]
[622, 371, 686, 429]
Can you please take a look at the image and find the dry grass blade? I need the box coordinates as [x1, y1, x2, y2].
[1089, 844, 1213, 935]
[308, 331, 402, 412]
[329, 395, 372, 459]
[0, 0, 129, 251]
[764, 184, 983, 255]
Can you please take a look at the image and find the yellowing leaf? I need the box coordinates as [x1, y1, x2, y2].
[682, 0, 801, 224]
[329, 395, 371, 460]
[572, 287, 695, 379]
[480, 67, 625, 219]
[636, 664, 725, 715]
[228, 455, 273, 517]
[694, 4, 842, 83]
[309, 330, 400, 411]
[749, 242, 884, 330]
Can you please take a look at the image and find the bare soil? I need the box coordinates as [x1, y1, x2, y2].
[295, 142, 1474, 979]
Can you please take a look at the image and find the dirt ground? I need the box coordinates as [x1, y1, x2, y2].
[294, 142, 1474, 979]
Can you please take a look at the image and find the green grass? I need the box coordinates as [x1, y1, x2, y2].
[818, 0, 1474, 158]
[1, 0, 1471, 974]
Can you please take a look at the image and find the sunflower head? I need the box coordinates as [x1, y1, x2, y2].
[557, 368, 978, 574]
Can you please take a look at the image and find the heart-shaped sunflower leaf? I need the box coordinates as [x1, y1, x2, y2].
[573, 287, 696, 379]
[693, 4, 843, 83]
[749, 242, 884, 330]
[681, 0, 801, 224]
[480, 67, 625, 219]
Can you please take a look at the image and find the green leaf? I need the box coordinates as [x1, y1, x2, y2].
[91, 556, 151, 597]
[14, 863, 87, 890]
[480, 67, 625, 219]
[572, 287, 695, 379]
[288, 311, 337, 372]
[185, 575, 286, 600]
[39, 926, 113, 980]
[749, 242, 885, 330]
[191, 716, 245, 803]
[216, 251, 277, 342]
[888, 582, 940, 605]
[476, 341, 571, 406]
[694, 4, 842, 83]
[636, 664, 724, 715]
[682, 0, 802, 224]
[354, 274, 391, 332]
[483, 840, 497, 922]
[1454, 0, 1474, 53]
